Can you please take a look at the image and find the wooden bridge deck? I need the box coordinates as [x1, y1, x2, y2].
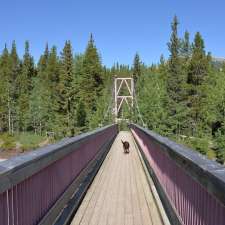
[70, 131, 164, 225]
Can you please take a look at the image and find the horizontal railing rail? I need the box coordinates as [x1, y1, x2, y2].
[130, 123, 225, 225]
[0, 124, 118, 225]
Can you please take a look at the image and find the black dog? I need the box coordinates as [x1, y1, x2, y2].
[121, 140, 130, 154]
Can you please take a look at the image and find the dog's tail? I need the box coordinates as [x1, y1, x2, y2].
[121, 139, 124, 144]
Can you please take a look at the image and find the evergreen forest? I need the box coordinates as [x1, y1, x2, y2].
[0, 17, 225, 164]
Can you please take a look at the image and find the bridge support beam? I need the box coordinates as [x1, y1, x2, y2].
[114, 76, 134, 123]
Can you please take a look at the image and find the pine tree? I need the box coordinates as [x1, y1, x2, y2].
[45, 46, 60, 131]
[17, 41, 35, 131]
[9, 41, 21, 133]
[76, 101, 86, 129]
[158, 54, 167, 80]
[57, 41, 74, 135]
[37, 43, 49, 79]
[0, 45, 11, 132]
[81, 34, 103, 119]
[28, 77, 50, 134]
[28, 44, 50, 133]
[215, 125, 225, 164]
[167, 16, 183, 102]
[187, 32, 210, 135]
[166, 16, 187, 136]
[133, 53, 141, 84]
[180, 31, 191, 59]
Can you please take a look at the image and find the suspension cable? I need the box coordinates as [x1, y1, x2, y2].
[133, 86, 146, 127]
[100, 79, 114, 126]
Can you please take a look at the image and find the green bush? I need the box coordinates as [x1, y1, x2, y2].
[118, 120, 129, 131]
[15, 133, 47, 151]
[0, 134, 16, 150]
[184, 137, 209, 155]
[214, 130, 225, 164]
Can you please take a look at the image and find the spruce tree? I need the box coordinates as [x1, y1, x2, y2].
[158, 54, 167, 80]
[0, 45, 11, 132]
[166, 16, 186, 136]
[57, 41, 74, 135]
[81, 34, 103, 119]
[167, 16, 183, 102]
[37, 43, 49, 79]
[180, 31, 191, 59]
[46, 46, 60, 131]
[28, 44, 50, 133]
[133, 53, 141, 84]
[17, 41, 35, 131]
[9, 41, 21, 133]
[76, 101, 86, 129]
[187, 32, 210, 135]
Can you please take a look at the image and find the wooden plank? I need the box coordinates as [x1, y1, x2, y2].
[107, 136, 124, 225]
[79, 149, 114, 225]
[98, 139, 121, 225]
[132, 145, 153, 225]
[124, 147, 133, 225]
[129, 143, 143, 225]
[90, 142, 120, 225]
[71, 146, 114, 224]
[70, 131, 165, 225]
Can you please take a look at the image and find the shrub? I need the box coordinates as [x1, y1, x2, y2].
[0, 134, 16, 150]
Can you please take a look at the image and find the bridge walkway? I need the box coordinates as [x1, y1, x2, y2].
[70, 131, 164, 225]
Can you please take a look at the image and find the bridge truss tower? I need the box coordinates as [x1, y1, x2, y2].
[114, 76, 134, 123]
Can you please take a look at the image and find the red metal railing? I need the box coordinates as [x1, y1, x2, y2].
[131, 124, 225, 225]
[0, 125, 117, 225]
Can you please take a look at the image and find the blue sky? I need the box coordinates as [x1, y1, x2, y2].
[0, 0, 224, 66]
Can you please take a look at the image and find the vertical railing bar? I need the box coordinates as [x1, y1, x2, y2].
[16, 185, 18, 225]
[12, 187, 14, 225]
[7, 190, 10, 225]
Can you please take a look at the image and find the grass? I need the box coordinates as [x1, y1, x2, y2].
[15, 133, 48, 151]
[177, 136, 216, 161]
[207, 149, 216, 160]
[0, 133, 16, 150]
[0, 132, 52, 152]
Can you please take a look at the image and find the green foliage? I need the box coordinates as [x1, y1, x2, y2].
[0, 133, 16, 150]
[0, 46, 11, 132]
[76, 102, 87, 128]
[0, 132, 49, 151]
[17, 41, 35, 131]
[180, 31, 191, 59]
[136, 71, 171, 136]
[133, 53, 141, 84]
[118, 120, 129, 131]
[80, 34, 103, 115]
[166, 16, 188, 136]
[0, 20, 224, 164]
[0, 36, 109, 143]
[186, 32, 211, 136]
[167, 16, 184, 103]
[57, 41, 74, 136]
[181, 137, 209, 155]
[134, 16, 225, 163]
[15, 133, 47, 151]
[214, 126, 225, 164]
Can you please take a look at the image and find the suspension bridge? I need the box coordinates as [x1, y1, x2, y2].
[0, 77, 225, 225]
